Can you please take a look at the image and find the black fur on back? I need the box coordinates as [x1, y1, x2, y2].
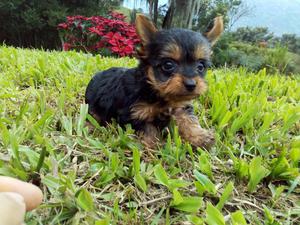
[85, 67, 169, 131]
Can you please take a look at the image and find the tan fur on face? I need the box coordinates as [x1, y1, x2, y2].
[160, 43, 182, 61]
[147, 67, 207, 101]
[162, 74, 184, 96]
[194, 45, 210, 59]
[193, 76, 208, 95]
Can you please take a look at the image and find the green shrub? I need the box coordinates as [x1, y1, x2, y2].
[0, 0, 121, 49]
[231, 26, 274, 44]
[213, 38, 298, 74]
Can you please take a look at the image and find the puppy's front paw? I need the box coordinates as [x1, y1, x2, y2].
[189, 129, 215, 150]
[200, 129, 215, 149]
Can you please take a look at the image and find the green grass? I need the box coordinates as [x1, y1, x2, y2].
[0, 45, 299, 225]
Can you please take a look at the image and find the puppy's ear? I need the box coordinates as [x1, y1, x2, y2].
[205, 16, 224, 46]
[135, 14, 158, 46]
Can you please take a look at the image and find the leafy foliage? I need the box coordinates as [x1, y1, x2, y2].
[195, 0, 243, 31]
[276, 34, 300, 55]
[0, 46, 299, 224]
[212, 37, 299, 74]
[213, 26, 300, 74]
[232, 26, 274, 43]
[58, 12, 140, 57]
[0, 0, 121, 49]
[159, 0, 243, 31]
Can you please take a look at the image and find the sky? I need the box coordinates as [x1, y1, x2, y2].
[122, 0, 168, 13]
[122, 0, 300, 36]
[232, 0, 300, 35]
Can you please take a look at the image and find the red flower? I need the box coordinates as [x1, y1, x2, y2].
[58, 12, 140, 57]
[103, 31, 114, 39]
[63, 43, 72, 51]
[58, 23, 68, 29]
[89, 26, 105, 36]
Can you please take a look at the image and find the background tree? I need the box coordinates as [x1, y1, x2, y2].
[0, 0, 121, 49]
[162, 0, 201, 29]
[232, 26, 274, 43]
[227, 0, 252, 31]
[148, 0, 159, 26]
[279, 34, 300, 54]
[160, 0, 245, 32]
[194, 0, 244, 32]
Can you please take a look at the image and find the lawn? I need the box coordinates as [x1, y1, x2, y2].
[0, 45, 299, 225]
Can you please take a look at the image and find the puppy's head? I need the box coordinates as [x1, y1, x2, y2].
[135, 14, 223, 101]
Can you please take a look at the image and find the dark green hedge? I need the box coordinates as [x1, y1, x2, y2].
[0, 0, 120, 49]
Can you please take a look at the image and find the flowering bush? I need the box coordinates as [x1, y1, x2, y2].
[57, 12, 140, 57]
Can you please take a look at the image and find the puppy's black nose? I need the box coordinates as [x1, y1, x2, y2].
[184, 79, 196, 91]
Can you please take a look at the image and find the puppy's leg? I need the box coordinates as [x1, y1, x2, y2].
[138, 123, 161, 149]
[173, 106, 215, 149]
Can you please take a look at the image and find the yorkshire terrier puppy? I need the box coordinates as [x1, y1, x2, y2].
[85, 14, 223, 149]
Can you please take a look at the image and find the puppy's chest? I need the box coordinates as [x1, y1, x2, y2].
[130, 101, 189, 122]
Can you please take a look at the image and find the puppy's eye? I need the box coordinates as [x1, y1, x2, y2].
[161, 60, 177, 73]
[197, 61, 205, 73]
